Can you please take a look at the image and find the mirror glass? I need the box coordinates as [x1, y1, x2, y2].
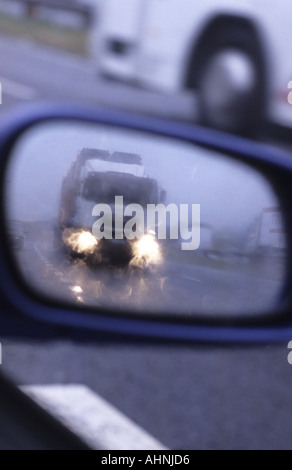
[4, 121, 287, 319]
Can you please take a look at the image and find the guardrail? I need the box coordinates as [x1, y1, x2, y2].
[9, 0, 93, 27]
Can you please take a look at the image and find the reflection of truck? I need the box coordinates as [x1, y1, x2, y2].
[246, 207, 286, 255]
[57, 148, 164, 265]
[93, 0, 292, 136]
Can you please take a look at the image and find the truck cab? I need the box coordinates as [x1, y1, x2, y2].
[58, 148, 164, 267]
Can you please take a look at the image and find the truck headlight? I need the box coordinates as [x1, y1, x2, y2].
[131, 234, 162, 268]
[62, 228, 98, 255]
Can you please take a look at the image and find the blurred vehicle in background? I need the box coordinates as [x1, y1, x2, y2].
[92, 0, 292, 136]
[246, 207, 286, 256]
[7, 220, 24, 251]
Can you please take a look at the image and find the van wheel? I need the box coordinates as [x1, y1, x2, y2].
[196, 38, 264, 137]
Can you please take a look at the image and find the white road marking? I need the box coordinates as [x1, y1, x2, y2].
[34, 243, 48, 264]
[21, 384, 167, 450]
[34, 243, 74, 285]
[0, 76, 38, 100]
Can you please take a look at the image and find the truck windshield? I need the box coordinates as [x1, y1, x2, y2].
[82, 173, 158, 206]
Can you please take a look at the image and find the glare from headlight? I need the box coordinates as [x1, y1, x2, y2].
[62, 228, 98, 255]
[131, 234, 162, 268]
[70, 285, 83, 294]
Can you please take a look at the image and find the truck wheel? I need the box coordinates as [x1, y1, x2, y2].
[196, 34, 265, 137]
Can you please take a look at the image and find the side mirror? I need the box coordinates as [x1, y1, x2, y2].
[1, 104, 292, 343]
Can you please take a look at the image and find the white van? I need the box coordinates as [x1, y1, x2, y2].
[92, 0, 292, 136]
